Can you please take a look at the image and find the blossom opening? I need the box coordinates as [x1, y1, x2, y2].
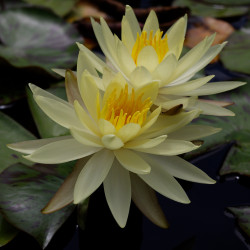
[99, 84, 152, 130]
[131, 30, 169, 65]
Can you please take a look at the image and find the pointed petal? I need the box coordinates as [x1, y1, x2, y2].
[166, 14, 187, 59]
[130, 66, 153, 88]
[142, 10, 159, 34]
[25, 138, 101, 164]
[181, 81, 246, 96]
[42, 157, 90, 213]
[168, 125, 221, 141]
[114, 149, 151, 174]
[153, 53, 177, 86]
[74, 149, 114, 203]
[98, 119, 116, 135]
[172, 42, 227, 85]
[133, 139, 199, 156]
[70, 128, 103, 147]
[7, 136, 72, 154]
[33, 95, 83, 131]
[74, 100, 100, 136]
[139, 155, 190, 203]
[141, 153, 215, 184]
[116, 123, 141, 143]
[79, 71, 100, 122]
[160, 75, 214, 94]
[130, 174, 168, 228]
[77, 42, 106, 78]
[104, 159, 131, 228]
[137, 46, 159, 72]
[65, 69, 84, 107]
[193, 100, 235, 116]
[125, 135, 167, 149]
[124, 5, 141, 37]
[116, 40, 136, 77]
[101, 134, 124, 150]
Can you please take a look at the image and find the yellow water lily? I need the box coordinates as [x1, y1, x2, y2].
[66, 5, 245, 116]
[8, 70, 218, 228]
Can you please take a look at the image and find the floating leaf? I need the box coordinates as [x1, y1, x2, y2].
[0, 7, 82, 76]
[23, 0, 78, 16]
[228, 206, 250, 238]
[200, 0, 250, 6]
[173, 0, 249, 18]
[0, 111, 35, 173]
[220, 30, 250, 75]
[185, 79, 249, 177]
[0, 163, 75, 249]
[0, 214, 19, 247]
[27, 85, 69, 138]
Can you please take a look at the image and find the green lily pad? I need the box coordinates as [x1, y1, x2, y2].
[0, 162, 75, 249]
[198, 0, 250, 6]
[220, 30, 250, 75]
[0, 7, 82, 76]
[185, 79, 250, 177]
[228, 206, 250, 238]
[173, 0, 249, 17]
[27, 84, 69, 138]
[0, 214, 19, 247]
[0, 111, 36, 173]
[23, 0, 78, 16]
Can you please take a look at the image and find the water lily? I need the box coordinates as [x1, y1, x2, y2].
[66, 5, 245, 117]
[8, 70, 218, 227]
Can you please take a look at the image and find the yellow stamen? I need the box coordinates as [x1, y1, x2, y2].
[99, 84, 152, 130]
[131, 30, 169, 65]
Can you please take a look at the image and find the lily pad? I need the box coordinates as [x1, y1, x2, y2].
[173, 0, 249, 18]
[0, 111, 35, 173]
[220, 30, 250, 75]
[0, 214, 19, 247]
[198, 0, 250, 6]
[23, 0, 78, 16]
[0, 7, 82, 76]
[0, 163, 75, 249]
[227, 206, 250, 238]
[27, 85, 69, 138]
[185, 79, 250, 177]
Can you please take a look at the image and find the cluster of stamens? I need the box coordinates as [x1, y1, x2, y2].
[99, 85, 152, 130]
[131, 29, 169, 65]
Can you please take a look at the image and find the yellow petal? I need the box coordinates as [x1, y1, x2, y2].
[166, 14, 187, 59]
[124, 5, 141, 37]
[79, 70, 100, 122]
[130, 66, 153, 88]
[114, 149, 151, 174]
[138, 155, 190, 203]
[168, 125, 221, 141]
[98, 119, 116, 135]
[70, 128, 103, 147]
[103, 159, 131, 228]
[142, 10, 159, 34]
[7, 136, 72, 154]
[101, 134, 124, 150]
[33, 95, 83, 131]
[116, 123, 141, 143]
[74, 100, 100, 136]
[125, 135, 167, 149]
[153, 53, 177, 86]
[133, 139, 199, 156]
[137, 46, 159, 72]
[74, 149, 114, 203]
[25, 138, 101, 164]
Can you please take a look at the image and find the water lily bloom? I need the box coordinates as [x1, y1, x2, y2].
[66, 5, 245, 117]
[8, 70, 218, 228]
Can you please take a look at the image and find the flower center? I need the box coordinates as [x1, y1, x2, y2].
[99, 85, 152, 130]
[131, 29, 169, 65]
